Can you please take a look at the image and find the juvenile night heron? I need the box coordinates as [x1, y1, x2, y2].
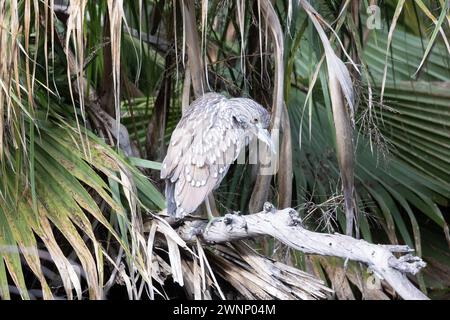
[161, 92, 274, 219]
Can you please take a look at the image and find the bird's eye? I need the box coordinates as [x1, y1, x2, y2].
[253, 118, 258, 123]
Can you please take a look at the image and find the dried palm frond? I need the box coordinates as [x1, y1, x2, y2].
[204, 242, 333, 300]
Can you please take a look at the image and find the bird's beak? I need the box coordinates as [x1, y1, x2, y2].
[253, 123, 276, 155]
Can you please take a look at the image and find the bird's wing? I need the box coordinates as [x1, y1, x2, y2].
[160, 92, 225, 180]
[161, 94, 245, 217]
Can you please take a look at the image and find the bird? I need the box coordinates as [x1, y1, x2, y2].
[161, 92, 275, 219]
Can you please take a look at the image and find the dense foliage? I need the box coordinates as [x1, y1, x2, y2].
[0, 0, 448, 299]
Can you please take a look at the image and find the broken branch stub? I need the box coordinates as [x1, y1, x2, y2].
[177, 203, 428, 300]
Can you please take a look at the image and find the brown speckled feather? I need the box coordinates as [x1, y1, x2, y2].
[161, 92, 270, 218]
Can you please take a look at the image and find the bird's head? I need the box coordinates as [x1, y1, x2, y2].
[229, 97, 276, 154]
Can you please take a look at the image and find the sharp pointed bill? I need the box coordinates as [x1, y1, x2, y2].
[252, 123, 277, 155]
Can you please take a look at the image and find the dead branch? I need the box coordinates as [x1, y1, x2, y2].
[177, 203, 428, 300]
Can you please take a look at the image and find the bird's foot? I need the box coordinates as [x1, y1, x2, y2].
[204, 216, 221, 234]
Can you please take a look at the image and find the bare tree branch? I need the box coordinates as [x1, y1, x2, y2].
[177, 203, 428, 300]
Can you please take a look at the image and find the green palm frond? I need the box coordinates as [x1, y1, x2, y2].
[0, 111, 167, 299]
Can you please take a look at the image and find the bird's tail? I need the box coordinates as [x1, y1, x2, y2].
[165, 181, 177, 217]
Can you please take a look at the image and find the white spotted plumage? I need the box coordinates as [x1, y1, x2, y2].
[161, 92, 271, 218]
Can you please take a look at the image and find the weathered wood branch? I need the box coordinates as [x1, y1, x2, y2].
[177, 203, 428, 300]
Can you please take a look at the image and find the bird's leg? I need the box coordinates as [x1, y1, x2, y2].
[204, 197, 220, 234]
[205, 197, 214, 221]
